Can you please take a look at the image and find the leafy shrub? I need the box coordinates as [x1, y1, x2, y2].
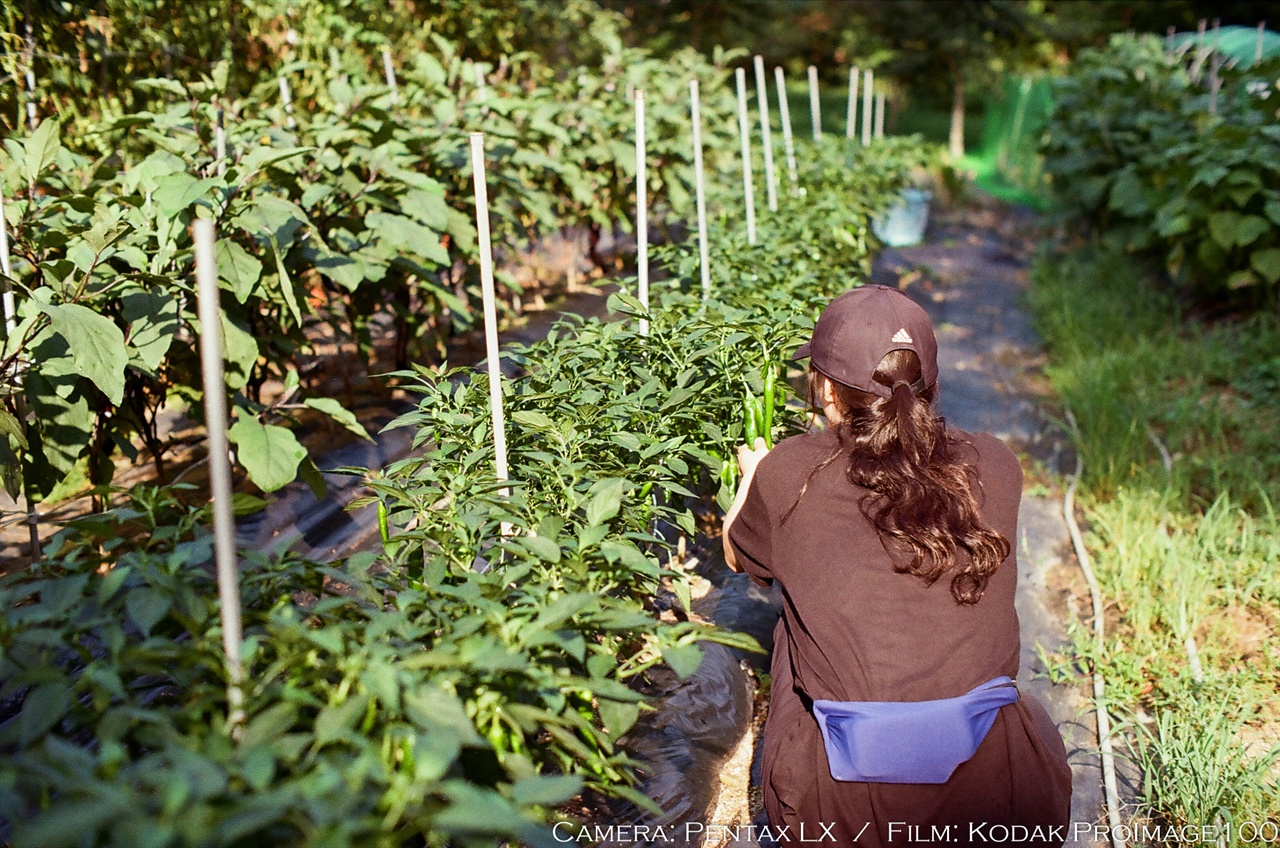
[1042, 33, 1280, 308]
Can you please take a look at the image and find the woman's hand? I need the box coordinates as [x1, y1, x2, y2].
[723, 437, 770, 573]
[737, 437, 770, 482]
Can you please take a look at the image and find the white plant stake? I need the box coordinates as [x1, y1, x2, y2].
[807, 65, 821, 140]
[735, 68, 757, 245]
[862, 69, 874, 147]
[1209, 20, 1222, 115]
[1257, 21, 1267, 66]
[754, 56, 778, 213]
[192, 218, 245, 735]
[875, 91, 886, 139]
[278, 75, 296, 129]
[24, 22, 36, 131]
[468, 134, 510, 528]
[1, 188, 39, 562]
[0, 190, 14, 336]
[846, 65, 859, 139]
[690, 80, 711, 300]
[634, 90, 649, 335]
[775, 66, 799, 191]
[215, 107, 227, 178]
[474, 62, 487, 96]
[382, 45, 399, 105]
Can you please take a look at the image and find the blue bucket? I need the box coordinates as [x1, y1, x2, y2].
[872, 188, 932, 247]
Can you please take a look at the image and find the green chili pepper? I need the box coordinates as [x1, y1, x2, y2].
[721, 458, 738, 496]
[762, 363, 776, 449]
[743, 388, 760, 445]
[377, 500, 390, 544]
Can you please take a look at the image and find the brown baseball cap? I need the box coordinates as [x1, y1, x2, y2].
[792, 285, 938, 398]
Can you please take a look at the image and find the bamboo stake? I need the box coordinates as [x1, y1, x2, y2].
[753, 56, 777, 213]
[690, 80, 711, 301]
[634, 90, 649, 335]
[846, 65, 859, 139]
[807, 65, 821, 141]
[862, 69, 873, 147]
[192, 218, 245, 736]
[735, 68, 757, 246]
[382, 45, 398, 105]
[468, 134, 510, 531]
[875, 91, 886, 139]
[775, 66, 798, 191]
[277, 75, 296, 129]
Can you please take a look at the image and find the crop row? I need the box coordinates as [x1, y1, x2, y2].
[0, 46, 936, 845]
[0, 37, 746, 515]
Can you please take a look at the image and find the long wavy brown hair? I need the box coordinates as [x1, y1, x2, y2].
[781, 350, 1010, 604]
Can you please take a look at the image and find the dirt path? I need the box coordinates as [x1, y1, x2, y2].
[695, 197, 1111, 848]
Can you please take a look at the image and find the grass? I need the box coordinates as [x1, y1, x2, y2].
[1031, 243, 1280, 837]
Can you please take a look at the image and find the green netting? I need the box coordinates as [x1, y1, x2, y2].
[1169, 25, 1280, 65]
[961, 74, 1054, 209]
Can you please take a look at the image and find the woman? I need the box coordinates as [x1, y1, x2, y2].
[723, 285, 1072, 846]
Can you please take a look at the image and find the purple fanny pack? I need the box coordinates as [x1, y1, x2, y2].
[811, 676, 1018, 784]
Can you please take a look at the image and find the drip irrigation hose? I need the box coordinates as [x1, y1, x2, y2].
[1064, 409, 1127, 848]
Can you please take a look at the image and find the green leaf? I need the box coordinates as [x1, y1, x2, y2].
[512, 410, 555, 430]
[215, 240, 263, 303]
[125, 587, 172, 637]
[1233, 215, 1270, 248]
[314, 693, 370, 746]
[265, 230, 303, 326]
[19, 679, 71, 746]
[364, 211, 443, 261]
[12, 799, 121, 848]
[1227, 270, 1258, 290]
[510, 774, 583, 807]
[24, 118, 61, 187]
[583, 477, 625, 526]
[297, 455, 326, 500]
[233, 194, 307, 247]
[219, 313, 259, 391]
[1107, 170, 1148, 217]
[121, 287, 180, 372]
[517, 534, 561, 563]
[1250, 247, 1280, 284]
[38, 304, 127, 405]
[228, 418, 306, 493]
[1207, 211, 1242, 250]
[152, 173, 219, 218]
[598, 699, 640, 740]
[661, 643, 703, 679]
[303, 397, 373, 442]
[239, 702, 298, 748]
[0, 407, 28, 449]
[24, 372, 92, 487]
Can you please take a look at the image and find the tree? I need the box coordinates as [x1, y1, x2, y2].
[862, 0, 1050, 159]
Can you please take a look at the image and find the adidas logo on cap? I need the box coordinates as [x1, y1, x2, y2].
[891, 328, 913, 344]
